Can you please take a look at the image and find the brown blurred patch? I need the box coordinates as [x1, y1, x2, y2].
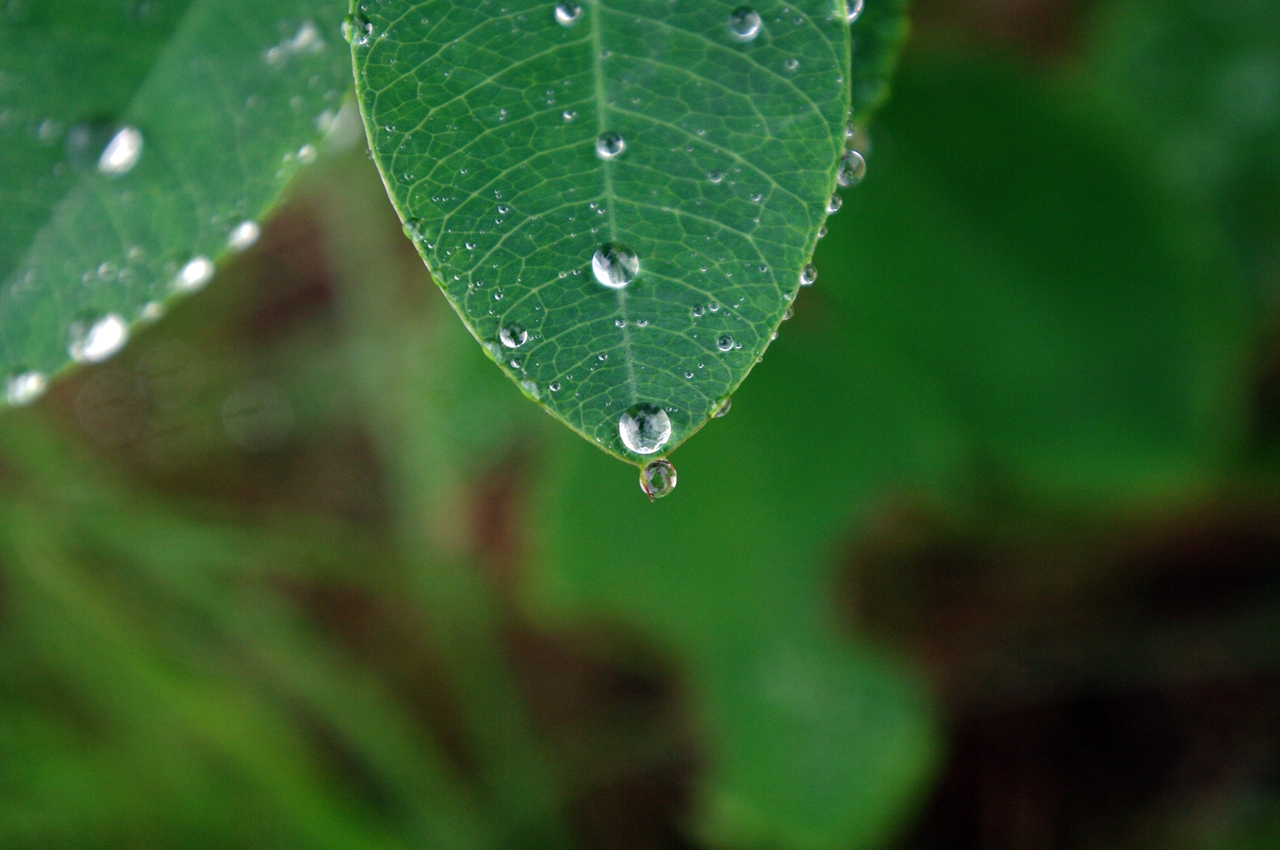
[910, 0, 1095, 60]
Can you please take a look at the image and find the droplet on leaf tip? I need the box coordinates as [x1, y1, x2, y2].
[640, 459, 677, 500]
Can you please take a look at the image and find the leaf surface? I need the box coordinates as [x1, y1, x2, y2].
[353, 0, 855, 462]
[0, 0, 353, 403]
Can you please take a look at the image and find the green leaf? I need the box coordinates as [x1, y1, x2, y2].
[353, 0, 857, 464]
[0, 0, 354, 405]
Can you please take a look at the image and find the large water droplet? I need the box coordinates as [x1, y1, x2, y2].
[227, 220, 261, 253]
[800, 263, 818, 286]
[640, 459, 677, 500]
[728, 7, 762, 41]
[596, 131, 626, 160]
[174, 256, 215, 293]
[6, 371, 46, 407]
[619, 403, 671, 455]
[97, 126, 143, 177]
[499, 324, 528, 348]
[712, 396, 732, 418]
[845, 0, 865, 24]
[68, 314, 129, 364]
[592, 243, 639, 289]
[554, 2, 582, 25]
[717, 334, 735, 352]
[836, 150, 866, 187]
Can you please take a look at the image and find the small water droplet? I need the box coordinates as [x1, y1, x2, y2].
[836, 150, 866, 187]
[684, 371, 694, 379]
[728, 7, 762, 41]
[227, 220, 261, 252]
[6, 371, 46, 407]
[845, 0, 865, 24]
[827, 193, 843, 214]
[707, 169, 726, 184]
[97, 126, 143, 176]
[800, 263, 818, 286]
[342, 13, 373, 46]
[784, 58, 799, 71]
[554, 2, 582, 25]
[174, 256, 215, 293]
[68, 314, 129, 363]
[592, 242, 639, 289]
[465, 241, 476, 250]
[595, 131, 625, 160]
[640, 459, 677, 500]
[521, 379, 540, 399]
[717, 334, 735, 351]
[549, 381, 562, 392]
[712, 396, 732, 418]
[619, 403, 672, 455]
[692, 304, 705, 318]
[298, 144, 317, 164]
[817, 225, 828, 239]
[499, 324, 527, 348]
[497, 203, 510, 214]
[562, 109, 577, 122]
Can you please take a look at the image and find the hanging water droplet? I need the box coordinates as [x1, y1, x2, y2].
[596, 131, 625, 160]
[717, 334, 735, 352]
[708, 169, 725, 184]
[712, 396, 732, 418]
[845, 0, 865, 24]
[174, 256, 215, 293]
[227, 220, 261, 253]
[800, 263, 818, 286]
[97, 126, 143, 177]
[817, 224, 828, 239]
[836, 149, 866, 187]
[592, 242, 639, 289]
[342, 13, 373, 46]
[68, 314, 129, 363]
[6, 371, 46, 407]
[499, 324, 527, 348]
[554, 2, 582, 25]
[619, 403, 672, 455]
[639, 459, 677, 500]
[728, 7, 762, 41]
[827, 193, 843, 214]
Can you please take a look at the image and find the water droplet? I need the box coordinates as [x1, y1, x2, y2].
[596, 131, 625, 160]
[298, 144, 317, 164]
[68, 314, 129, 363]
[712, 396, 732, 418]
[619, 403, 671, 455]
[817, 225, 828, 239]
[827, 193, 843, 214]
[403, 218, 427, 242]
[784, 58, 799, 71]
[6, 371, 46, 407]
[499, 324, 527, 348]
[227, 220, 261, 252]
[554, 2, 582, 25]
[800, 263, 818, 286]
[684, 371, 694, 379]
[717, 334, 735, 351]
[707, 169, 725, 184]
[342, 13, 373, 46]
[97, 126, 143, 176]
[640, 459, 677, 500]
[845, 0, 865, 24]
[174, 256, 215, 293]
[692, 304, 705, 318]
[497, 203, 510, 214]
[521, 379, 540, 399]
[549, 381, 562, 392]
[465, 241, 477, 250]
[836, 150, 866, 187]
[562, 109, 577, 122]
[728, 7, 762, 41]
[592, 242, 639, 289]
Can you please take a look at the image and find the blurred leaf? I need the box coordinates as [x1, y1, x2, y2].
[353, 0, 870, 463]
[0, 0, 352, 399]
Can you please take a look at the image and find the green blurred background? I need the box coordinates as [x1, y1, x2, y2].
[4, 0, 1280, 848]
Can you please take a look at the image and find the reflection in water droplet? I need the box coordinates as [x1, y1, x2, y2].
[68, 314, 129, 363]
[827, 193, 843, 214]
[619, 403, 671, 454]
[728, 7, 762, 41]
[596, 131, 625, 160]
[499, 324, 528, 348]
[174, 256, 215, 293]
[836, 150, 866, 187]
[227, 220, 261, 252]
[800, 263, 818, 286]
[712, 396, 732, 418]
[640, 459, 677, 500]
[717, 334, 735, 352]
[98, 126, 143, 176]
[845, 0, 865, 24]
[554, 2, 582, 25]
[592, 243, 639, 289]
[6, 371, 46, 407]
